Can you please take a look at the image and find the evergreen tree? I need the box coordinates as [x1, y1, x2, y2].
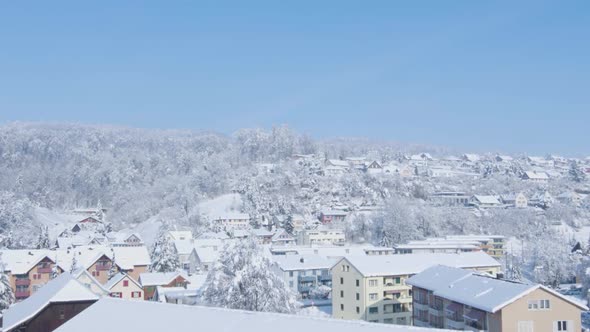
[108, 249, 118, 279]
[150, 225, 181, 272]
[569, 161, 587, 183]
[0, 254, 15, 310]
[285, 215, 294, 235]
[95, 200, 105, 221]
[202, 238, 297, 313]
[70, 251, 79, 273]
[36, 226, 51, 249]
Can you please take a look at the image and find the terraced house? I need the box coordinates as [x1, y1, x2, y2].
[331, 252, 501, 326]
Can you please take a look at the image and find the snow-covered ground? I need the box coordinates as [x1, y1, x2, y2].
[197, 193, 243, 219]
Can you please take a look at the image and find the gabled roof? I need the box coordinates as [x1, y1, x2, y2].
[55, 298, 448, 332]
[104, 272, 142, 290]
[139, 271, 190, 287]
[2, 273, 99, 332]
[193, 247, 220, 263]
[524, 171, 549, 180]
[407, 265, 588, 313]
[0, 250, 55, 275]
[471, 195, 501, 205]
[334, 252, 500, 277]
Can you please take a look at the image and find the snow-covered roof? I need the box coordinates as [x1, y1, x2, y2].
[327, 159, 350, 168]
[156, 286, 198, 302]
[337, 252, 500, 277]
[173, 239, 197, 255]
[320, 209, 348, 216]
[471, 195, 501, 205]
[139, 271, 189, 287]
[0, 250, 55, 275]
[395, 243, 480, 250]
[213, 213, 250, 221]
[270, 245, 393, 258]
[272, 255, 338, 271]
[167, 230, 193, 241]
[407, 265, 588, 313]
[104, 272, 142, 290]
[194, 247, 220, 263]
[524, 171, 549, 180]
[112, 246, 151, 269]
[2, 272, 99, 332]
[55, 298, 448, 332]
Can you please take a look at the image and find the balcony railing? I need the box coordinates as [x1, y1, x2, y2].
[15, 290, 30, 298]
[37, 267, 52, 273]
[15, 279, 31, 286]
[96, 264, 111, 271]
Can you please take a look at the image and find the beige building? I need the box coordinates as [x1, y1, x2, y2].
[105, 272, 144, 300]
[408, 265, 587, 332]
[298, 227, 346, 246]
[331, 252, 501, 325]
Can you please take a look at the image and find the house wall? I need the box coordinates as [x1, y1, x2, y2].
[332, 260, 366, 321]
[7, 300, 96, 332]
[127, 265, 148, 282]
[109, 277, 143, 300]
[87, 256, 115, 285]
[11, 257, 58, 301]
[500, 288, 582, 332]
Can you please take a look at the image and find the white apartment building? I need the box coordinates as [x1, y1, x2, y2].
[271, 255, 337, 298]
[298, 228, 346, 246]
[331, 252, 501, 325]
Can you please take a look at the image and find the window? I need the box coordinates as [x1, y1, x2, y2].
[123, 280, 129, 287]
[369, 279, 378, 287]
[110, 292, 122, 298]
[356, 279, 360, 287]
[356, 306, 360, 314]
[131, 291, 142, 298]
[340, 304, 344, 311]
[528, 300, 539, 310]
[369, 293, 378, 300]
[59, 308, 65, 320]
[340, 277, 344, 285]
[340, 290, 344, 298]
[369, 307, 378, 314]
[356, 293, 360, 301]
[289, 271, 293, 277]
[383, 318, 393, 324]
[540, 299, 550, 309]
[557, 321, 569, 331]
[395, 277, 401, 284]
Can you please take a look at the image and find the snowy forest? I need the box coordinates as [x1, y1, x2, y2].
[0, 122, 589, 288]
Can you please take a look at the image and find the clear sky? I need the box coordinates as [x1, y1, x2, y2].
[0, 1, 588, 155]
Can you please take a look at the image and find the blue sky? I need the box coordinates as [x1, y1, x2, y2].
[0, 1, 588, 155]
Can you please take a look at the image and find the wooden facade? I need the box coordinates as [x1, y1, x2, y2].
[6, 300, 97, 332]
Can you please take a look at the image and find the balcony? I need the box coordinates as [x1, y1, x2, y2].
[96, 264, 111, 271]
[15, 290, 30, 298]
[15, 279, 31, 286]
[446, 319, 465, 330]
[319, 274, 331, 281]
[298, 275, 317, 283]
[37, 267, 52, 273]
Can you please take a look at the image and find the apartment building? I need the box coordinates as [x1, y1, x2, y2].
[408, 265, 587, 332]
[395, 242, 481, 255]
[445, 235, 506, 259]
[297, 227, 346, 246]
[331, 252, 501, 325]
[271, 255, 336, 298]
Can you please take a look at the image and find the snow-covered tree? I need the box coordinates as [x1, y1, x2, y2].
[36, 226, 51, 249]
[569, 161, 587, 183]
[284, 215, 294, 235]
[109, 249, 118, 279]
[70, 251, 79, 273]
[0, 254, 14, 310]
[202, 238, 297, 313]
[150, 225, 181, 273]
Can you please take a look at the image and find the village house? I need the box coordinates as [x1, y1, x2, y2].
[0, 250, 63, 301]
[139, 271, 190, 301]
[501, 193, 528, 208]
[529, 191, 554, 208]
[1, 272, 99, 332]
[365, 160, 383, 174]
[556, 191, 585, 206]
[331, 252, 501, 325]
[318, 209, 348, 224]
[522, 171, 550, 182]
[104, 272, 143, 300]
[271, 255, 336, 298]
[429, 191, 470, 206]
[106, 232, 143, 247]
[71, 268, 110, 297]
[212, 213, 251, 230]
[468, 195, 502, 208]
[495, 155, 513, 163]
[271, 229, 296, 246]
[189, 246, 220, 273]
[444, 235, 506, 259]
[298, 227, 346, 246]
[408, 265, 587, 331]
[55, 297, 447, 332]
[462, 154, 480, 163]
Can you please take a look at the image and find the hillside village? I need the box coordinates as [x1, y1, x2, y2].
[0, 125, 589, 331]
